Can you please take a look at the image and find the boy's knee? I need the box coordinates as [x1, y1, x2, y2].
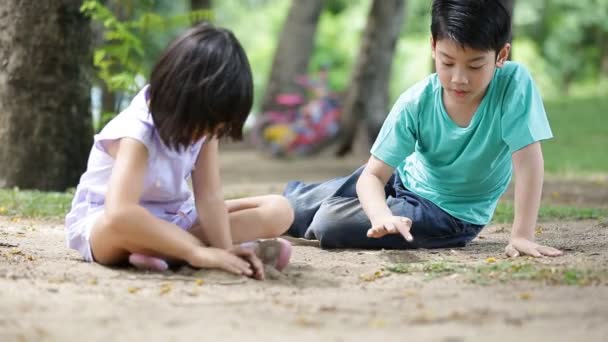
[307, 218, 347, 249]
[315, 225, 342, 249]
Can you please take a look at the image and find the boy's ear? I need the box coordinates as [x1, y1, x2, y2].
[430, 36, 436, 59]
[496, 43, 511, 67]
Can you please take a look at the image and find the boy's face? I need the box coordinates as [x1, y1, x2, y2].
[431, 38, 510, 106]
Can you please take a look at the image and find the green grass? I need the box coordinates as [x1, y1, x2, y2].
[543, 96, 608, 174]
[492, 201, 608, 224]
[0, 188, 73, 219]
[386, 260, 608, 286]
[492, 201, 608, 223]
[1, 187, 606, 222]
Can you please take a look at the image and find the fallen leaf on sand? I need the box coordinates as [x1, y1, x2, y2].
[128, 287, 140, 294]
[360, 270, 389, 282]
[159, 283, 172, 295]
[519, 293, 531, 300]
[293, 316, 321, 327]
[369, 319, 387, 328]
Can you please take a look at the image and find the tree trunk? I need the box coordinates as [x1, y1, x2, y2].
[599, 31, 608, 77]
[0, 0, 93, 191]
[260, 0, 324, 113]
[336, 0, 406, 157]
[190, 0, 212, 25]
[191, 0, 212, 9]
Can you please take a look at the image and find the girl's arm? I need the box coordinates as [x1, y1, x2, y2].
[104, 137, 205, 259]
[102, 138, 253, 275]
[507, 142, 562, 257]
[191, 137, 233, 249]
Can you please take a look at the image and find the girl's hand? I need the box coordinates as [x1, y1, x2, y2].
[366, 215, 413, 241]
[228, 246, 265, 280]
[188, 247, 254, 277]
[505, 237, 563, 258]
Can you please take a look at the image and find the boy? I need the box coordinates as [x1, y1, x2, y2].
[283, 0, 563, 258]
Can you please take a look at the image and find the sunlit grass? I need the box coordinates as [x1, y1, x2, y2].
[1, 187, 606, 222]
[543, 96, 608, 175]
[386, 259, 608, 286]
[0, 188, 73, 219]
[492, 201, 608, 224]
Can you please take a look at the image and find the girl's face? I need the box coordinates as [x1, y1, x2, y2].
[432, 38, 510, 107]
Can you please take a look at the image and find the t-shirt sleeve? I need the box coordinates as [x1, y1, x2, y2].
[94, 90, 155, 156]
[370, 94, 418, 168]
[500, 64, 553, 153]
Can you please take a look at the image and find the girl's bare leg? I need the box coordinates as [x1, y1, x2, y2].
[189, 194, 294, 244]
[88, 205, 253, 275]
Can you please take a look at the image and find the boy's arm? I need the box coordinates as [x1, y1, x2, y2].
[357, 156, 413, 241]
[507, 142, 563, 257]
[191, 137, 233, 249]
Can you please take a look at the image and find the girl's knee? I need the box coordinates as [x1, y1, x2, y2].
[265, 195, 295, 234]
[89, 215, 129, 265]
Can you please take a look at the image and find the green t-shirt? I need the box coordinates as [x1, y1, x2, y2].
[371, 62, 552, 225]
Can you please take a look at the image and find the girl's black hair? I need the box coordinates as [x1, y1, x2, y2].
[148, 23, 253, 150]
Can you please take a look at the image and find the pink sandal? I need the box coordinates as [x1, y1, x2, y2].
[128, 253, 169, 272]
[241, 238, 292, 271]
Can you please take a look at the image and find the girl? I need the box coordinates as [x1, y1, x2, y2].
[65, 23, 294, 280]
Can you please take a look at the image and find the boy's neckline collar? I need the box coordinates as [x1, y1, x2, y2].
[436, 70, 497, 130]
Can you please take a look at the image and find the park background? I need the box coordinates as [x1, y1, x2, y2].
[0, 1, 607, 341]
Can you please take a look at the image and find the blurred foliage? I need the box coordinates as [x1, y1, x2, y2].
[82, 0, 608, 151]
[81, 0, 212, 94]
[516, 0, 608, 93]
[82, 0, 608, 103]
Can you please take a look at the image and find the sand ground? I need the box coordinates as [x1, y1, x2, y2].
[1, 147, 607, 342]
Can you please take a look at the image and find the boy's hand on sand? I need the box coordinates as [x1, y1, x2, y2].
[229, 246, 265, 280]
[188, 247, 254, 277]
[505, 237, 563, 258]
[367, 216, 413, 241]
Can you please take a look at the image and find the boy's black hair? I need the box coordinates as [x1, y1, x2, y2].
[431, 0, 511, 56]
[148, 23, 253, 150]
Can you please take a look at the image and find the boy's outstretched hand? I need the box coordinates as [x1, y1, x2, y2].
[367, 215, 413, 242]
[505, 237, 563, 258]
